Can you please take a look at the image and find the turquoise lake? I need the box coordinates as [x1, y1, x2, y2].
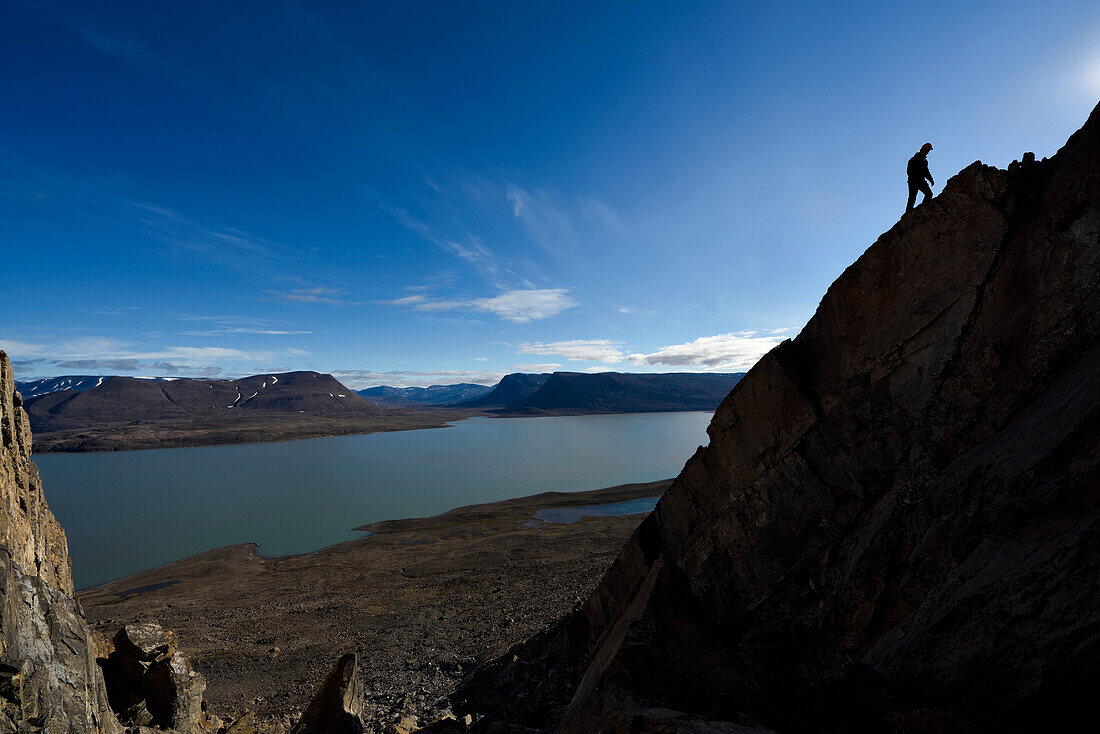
[33, 412, 713, 588]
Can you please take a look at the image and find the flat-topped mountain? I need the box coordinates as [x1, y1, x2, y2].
[24, 370, 378, 433]
[506, 371, 744, 414]
[457, 371, 743, 414]
[459, 372, 551, 408]
[455, 104, 1100, 732]
[358, 382, 493, 406]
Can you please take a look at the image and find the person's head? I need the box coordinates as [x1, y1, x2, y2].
[920, 142, 933, 154]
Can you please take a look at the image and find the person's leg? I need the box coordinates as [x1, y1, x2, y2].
[907, 181, 918, 211]
[919, 181, 932, 204]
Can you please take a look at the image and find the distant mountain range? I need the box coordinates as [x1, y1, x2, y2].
[361, 372, 746, 413]
[17, 369, 746, 451]
[357, 383, 493, 406]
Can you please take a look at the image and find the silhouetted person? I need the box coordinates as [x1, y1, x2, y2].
[906, 142, 934, 212]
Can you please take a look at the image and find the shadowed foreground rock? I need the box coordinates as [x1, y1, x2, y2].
[454, 103, 1100, 733]
[100, 622, 213, 733]
[290, 653, 364, 734]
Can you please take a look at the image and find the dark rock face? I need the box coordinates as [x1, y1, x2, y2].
[456, 104, 1100, 733]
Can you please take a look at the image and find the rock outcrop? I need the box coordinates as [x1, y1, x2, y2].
[0, 349, 120, 732]
[455, 103, 1100, 733]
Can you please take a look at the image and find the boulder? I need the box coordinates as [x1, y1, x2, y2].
[290, 653, 365, 734]
[100, 621, 212, 734]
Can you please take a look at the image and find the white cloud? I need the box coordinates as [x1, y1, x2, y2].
[380, 288, 577, 323]
[473, 289, 577, 322]
[628, 330, 789, 371]
[517, 339, 624, 363]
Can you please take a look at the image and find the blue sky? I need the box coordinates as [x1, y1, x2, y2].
[3, 1, 1099, 388]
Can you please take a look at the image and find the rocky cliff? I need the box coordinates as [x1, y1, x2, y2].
[455, 103, 1100, 733]
[1, 350, 120, 731]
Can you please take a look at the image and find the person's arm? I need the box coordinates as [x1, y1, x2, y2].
[925, 162, 934, 186]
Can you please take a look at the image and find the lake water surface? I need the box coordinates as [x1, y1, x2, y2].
[34, 412, 712, 588]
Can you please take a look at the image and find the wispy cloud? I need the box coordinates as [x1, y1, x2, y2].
[184, 327, 313, 336]
[505, 185, 577, 255]
[373, 295, 427, 307]
[76, 26, 158, 64]
[379, 288, 577, 323]
[176, 314, 313, 336]
[0, 151, 304, 274]
[132, 202, 296, 266]
[56, 358, 142, 371]
[579, 197, 624, 232]
[517, 339, 624, 363]
[0, 336, 307, 379]
[505, 185, 622, 254]
[267, 286, 361, 306]
[627, 330, 790, 371]
[381, 204, 503, 284]
[92, 306, 142, 316]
